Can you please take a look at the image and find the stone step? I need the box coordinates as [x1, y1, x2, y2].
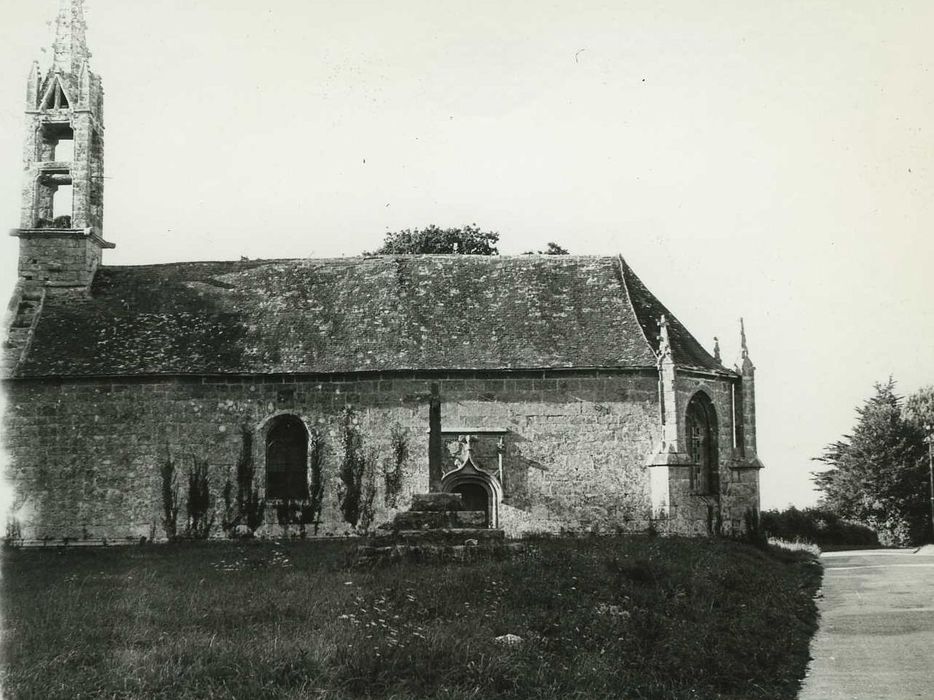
[375, 527, 505, 545]
[6, 327, 29, 339]
[392, 509, 487, 530]
[5, 328, 29, 344]
[10, 313, 35, 330]
[410, 493, 464, 512]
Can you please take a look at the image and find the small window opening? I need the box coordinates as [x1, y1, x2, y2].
[266, 415, 309, 500]
[55, 138, 74, 163]
[40, 123, 74, 162]
[52, 184, 73, 226]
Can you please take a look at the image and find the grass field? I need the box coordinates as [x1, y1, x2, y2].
[0, 536, 821, 699]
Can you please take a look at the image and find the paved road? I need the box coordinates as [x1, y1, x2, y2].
[799, 547, 934, 699]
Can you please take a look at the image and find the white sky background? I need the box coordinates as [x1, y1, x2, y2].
[0, 0, 932, 510]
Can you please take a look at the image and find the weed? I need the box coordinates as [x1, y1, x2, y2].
[4, 517, 23, 549]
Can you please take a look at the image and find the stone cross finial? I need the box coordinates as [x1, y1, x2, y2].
[53, 0, 91, 75]
[713, 337, 721, 363]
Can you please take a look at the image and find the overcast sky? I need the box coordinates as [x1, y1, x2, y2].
[1, 0, 932, 510]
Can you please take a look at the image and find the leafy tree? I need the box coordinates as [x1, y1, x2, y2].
[812, 379, 929, 546]
[369, 224, 499, 255]
[905, 385, 934, 432]
[523, 242, 570, 255]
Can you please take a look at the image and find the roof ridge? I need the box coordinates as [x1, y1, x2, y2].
[615, 255, 659, 362]
[99, 254, 618, 271]
[614, 257, 729, 373]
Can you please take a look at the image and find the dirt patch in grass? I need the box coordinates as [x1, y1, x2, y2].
[0, 537, 821, 699]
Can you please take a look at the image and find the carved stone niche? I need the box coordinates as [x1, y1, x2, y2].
[439, 427, 508, 528]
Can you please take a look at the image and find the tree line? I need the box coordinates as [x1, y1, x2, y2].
[367, 225, 568, 256]
[813, 380, 933, 546]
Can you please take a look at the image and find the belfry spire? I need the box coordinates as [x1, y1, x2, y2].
[10, 0, 111, 292]
[738, 318, 754, 374]
[52, 0, 91, 76]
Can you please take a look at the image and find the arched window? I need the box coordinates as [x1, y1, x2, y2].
[266, 415, 308, 500]
[686, 393, 719, 495]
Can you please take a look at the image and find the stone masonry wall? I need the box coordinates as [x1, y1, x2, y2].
[2, 370, 662, 543]
[17, 234, 101, 287]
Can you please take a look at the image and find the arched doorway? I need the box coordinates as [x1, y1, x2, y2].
[685, 392, 719, 495]
[265, 414, 309, 500]
[441, 455, 501, 528]
[451, 482, 490, 527]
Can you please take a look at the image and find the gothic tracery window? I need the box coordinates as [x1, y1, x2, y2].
[686, 392, 719, 495]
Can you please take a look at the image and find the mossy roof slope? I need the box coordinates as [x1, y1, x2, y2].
[14, 255, 726, 378]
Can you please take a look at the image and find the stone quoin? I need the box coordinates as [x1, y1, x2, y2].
[2, 0, 763, 544]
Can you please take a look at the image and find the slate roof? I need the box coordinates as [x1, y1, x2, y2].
[9, 255, 728, 378]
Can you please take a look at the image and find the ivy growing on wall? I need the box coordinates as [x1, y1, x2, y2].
[338, 408, 366, 528]
[358, 458, 378, 533]
[338, 408, 379, 531]
[383, 424, 409, 509]
[185, 457, 214, 539]
[239, 427, 265, 533]
[222, 473, 235, 535]
[160, 454, 179, 541]
[223, 426, 266, 537]
[306, 429, 327, 535]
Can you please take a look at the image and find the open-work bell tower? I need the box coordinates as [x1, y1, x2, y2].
[10, 0, 113, 289]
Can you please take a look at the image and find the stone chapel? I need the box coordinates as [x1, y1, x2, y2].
[2, 0, 763, 544]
